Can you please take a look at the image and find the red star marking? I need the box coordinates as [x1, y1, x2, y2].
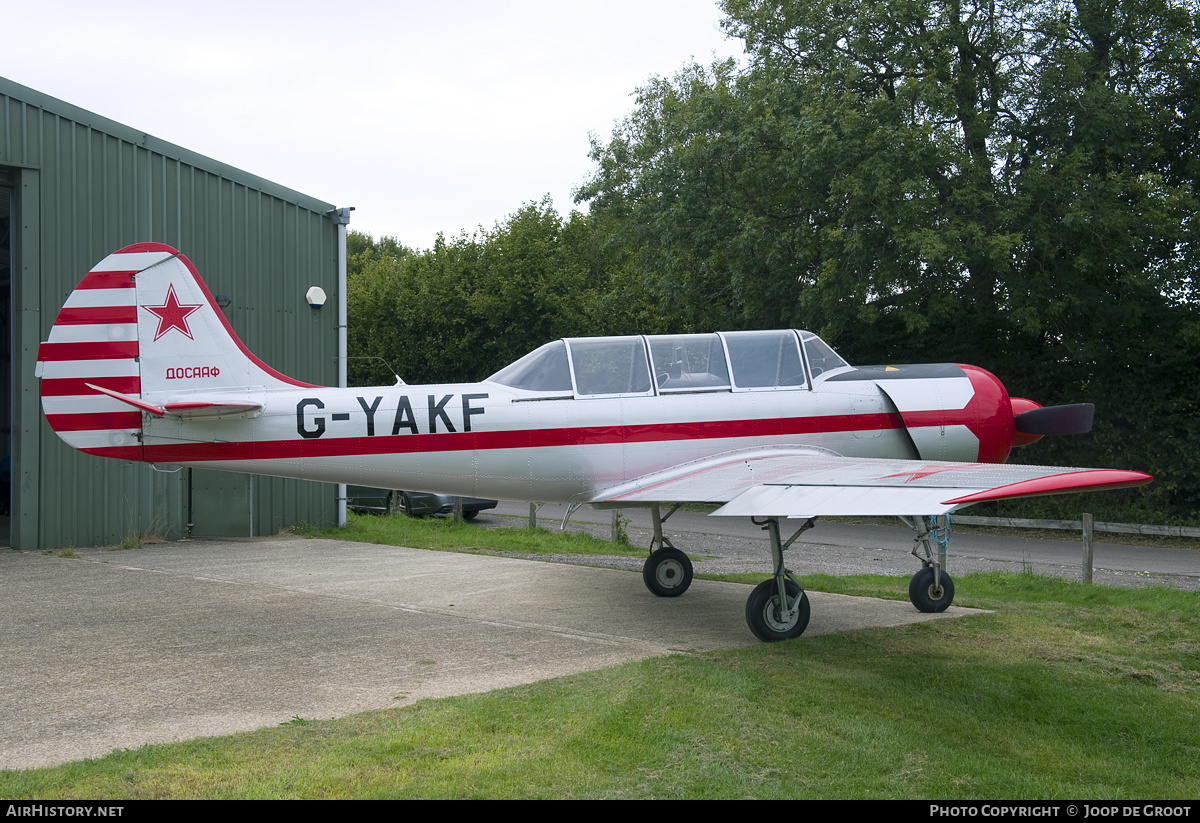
[882, 464, 988, 483]
[141, 285, 202, 342]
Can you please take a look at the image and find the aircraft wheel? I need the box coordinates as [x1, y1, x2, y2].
[745, 579, 810, 642]
[642, 548, 693, 597]
[909, 567, 955, 613]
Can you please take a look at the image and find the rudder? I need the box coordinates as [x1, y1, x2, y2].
[37, 243, 316, 459]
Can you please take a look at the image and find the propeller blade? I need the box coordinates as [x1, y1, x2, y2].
[1014, 403, 1094, 436]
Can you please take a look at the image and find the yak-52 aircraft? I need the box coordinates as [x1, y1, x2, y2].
[37, 243, 1153, 641]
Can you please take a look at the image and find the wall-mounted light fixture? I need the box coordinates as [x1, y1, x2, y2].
[215, 295, 232, 308]
[305, 286, 327, 309]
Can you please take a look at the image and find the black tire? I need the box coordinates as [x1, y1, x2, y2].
[398, 492, 419, 518]
[642, 548, 693, 597]
[909, 567, 955, 613]
[462, 510, 479, 521]
[745, 579, 810, 642]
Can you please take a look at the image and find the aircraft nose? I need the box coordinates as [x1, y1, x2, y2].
[956, 364, 1017, 463]
[1010, 397, 1044, 447]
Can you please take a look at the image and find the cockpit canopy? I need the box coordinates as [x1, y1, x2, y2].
[487, 331, 850, 397]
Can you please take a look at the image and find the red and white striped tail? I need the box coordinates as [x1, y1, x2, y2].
[37, 243, 315, 460]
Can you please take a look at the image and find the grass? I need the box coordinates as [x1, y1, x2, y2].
[4, 518, 1197, 798]
[296, 511, 650, 558]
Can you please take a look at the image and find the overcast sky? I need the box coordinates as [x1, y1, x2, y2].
[3, 0, 743, 249]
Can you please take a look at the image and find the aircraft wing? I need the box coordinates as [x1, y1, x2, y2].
[588, 447, 1152, 517]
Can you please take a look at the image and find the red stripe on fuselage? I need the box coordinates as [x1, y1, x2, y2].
[127, 411, 905, 463]
[81, 445, 143, 459]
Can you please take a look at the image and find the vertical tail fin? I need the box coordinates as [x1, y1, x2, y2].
[37, 243, 317, 458]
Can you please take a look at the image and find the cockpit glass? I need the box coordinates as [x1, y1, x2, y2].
[800, 332, 849, 378]
[487, 340, 572, 392]
[648, 334, 730, 391]
[567, 337, 653, 396]
[721, 330, 807, 389]
[490, 331, 846, 396]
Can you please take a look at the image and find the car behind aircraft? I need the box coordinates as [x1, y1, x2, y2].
[36, 244, 1152, 641]
[347, 486, 498, 519]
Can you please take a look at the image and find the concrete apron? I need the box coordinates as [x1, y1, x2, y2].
[0, 535, 984, 769]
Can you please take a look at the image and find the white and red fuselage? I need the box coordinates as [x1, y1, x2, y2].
[36, 244, 1150, 513]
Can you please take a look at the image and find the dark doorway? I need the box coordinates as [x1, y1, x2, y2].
[0, 172, 12, 546]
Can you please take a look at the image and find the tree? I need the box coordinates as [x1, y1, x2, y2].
[579, 0, 1200, 521]
[346, 202, 667, 387]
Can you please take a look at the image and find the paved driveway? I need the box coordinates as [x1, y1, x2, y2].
[0, 535, 981, 770]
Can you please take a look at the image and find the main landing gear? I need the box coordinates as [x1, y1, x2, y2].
[744, 517, 814, 642]
[637, 506, 957, 642]
[636, 505, 816, 642]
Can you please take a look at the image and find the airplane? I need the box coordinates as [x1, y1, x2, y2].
[36, 243, 1153, 642]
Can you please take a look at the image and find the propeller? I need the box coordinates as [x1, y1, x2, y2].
[1009, 400, 1094, 447]
[1014, 403, 1094, 435]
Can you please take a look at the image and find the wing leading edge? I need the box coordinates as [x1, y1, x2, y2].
[588, 447, 1153, 518]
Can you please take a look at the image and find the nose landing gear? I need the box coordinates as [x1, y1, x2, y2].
[902, 515, 956, 613]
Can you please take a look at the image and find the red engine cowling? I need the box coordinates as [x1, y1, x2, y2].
[956, 365, 1018, 463]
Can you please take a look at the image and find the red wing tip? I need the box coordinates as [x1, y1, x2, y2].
[943, 470, 1154, 506]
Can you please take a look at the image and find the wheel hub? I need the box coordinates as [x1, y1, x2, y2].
[763, 595, 798, 631]
[656, 560, 682, 587]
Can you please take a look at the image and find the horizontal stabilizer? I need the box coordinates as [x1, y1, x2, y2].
[84, 383, 262, 418]
[85, 383, 164, 416]
[160, 401, 264, 418]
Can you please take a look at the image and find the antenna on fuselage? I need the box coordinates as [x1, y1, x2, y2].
[345, 356, 405, 386]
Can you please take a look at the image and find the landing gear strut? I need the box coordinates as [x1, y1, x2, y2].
[642, 503, 693, 597]
[902, 515, 955, 612]
[744, 517, 815, 642]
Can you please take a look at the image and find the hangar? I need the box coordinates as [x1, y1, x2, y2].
[0, 76, 345, 549]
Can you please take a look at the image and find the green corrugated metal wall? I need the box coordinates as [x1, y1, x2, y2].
[0, 76, 341, 548]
